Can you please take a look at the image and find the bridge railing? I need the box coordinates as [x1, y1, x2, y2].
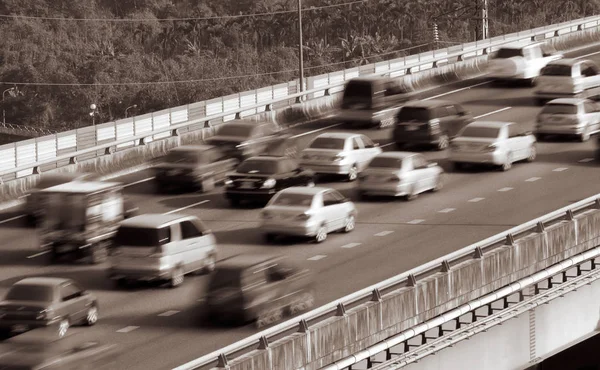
[1, 15, 600, 182]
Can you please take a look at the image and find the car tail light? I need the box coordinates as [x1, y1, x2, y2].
[333, 154, 344, 162]
[483, 144, 497, 152]
[37, 308, 53, 320]
[296, 213, 311, 220]
[388, 175, 401, 182]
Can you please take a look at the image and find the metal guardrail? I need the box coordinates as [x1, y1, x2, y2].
[174, 194, 600, 370]
[2, 14, 600, 181]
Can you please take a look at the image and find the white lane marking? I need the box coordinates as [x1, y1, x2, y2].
[525, 177, 541, 182]
[474, 107, 512, 119]
[158, 310, 180, 317]
[164, 200, 210, 215]
[375, 230, 394, 237]
[117, 326, 140, 333]
[577, 50, 600, 58]
[407, 219, 425, 224]
[27, 250, 50, 259]
[291, 123, 344, 139]
[425, 80, 492, 100]
[579, 158, 594, 163]
[0, 215, 25, 225]
[307, 255, 327, 261]
[498, 187, 514, 192]
[438, 208, 456, 213]
[124, 177, 155, 188]
[341, 242, 362, 249]
[553, 167, 568, 172]
[468, 197, 485, 203]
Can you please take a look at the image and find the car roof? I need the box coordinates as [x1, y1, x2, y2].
[546, 58, 580, 66]
[40, 181, 121, 194]
[119, 213, 193, 228]
[170, 145, 215, 152]
[467, 121, 513, 129]
[546, 98, 587, 105]
[15, 277, 71, 287]
[313, 132, 359, 140]
[402, 99, 454, 108]
[217, 254, 283, 269]
[373, 151, 416, 160]
[276, 186, 330, 196]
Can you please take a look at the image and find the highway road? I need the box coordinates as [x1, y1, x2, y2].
[0, 43, 599, 370]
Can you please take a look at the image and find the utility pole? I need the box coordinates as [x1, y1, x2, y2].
[298, 0, 305, 92]
[482, 0, 489, 40]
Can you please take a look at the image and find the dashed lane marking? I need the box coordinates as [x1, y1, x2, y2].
[438, 208, 456, 213]
[124, 177, 155, 188]
[468, 197, 485, 203]
[407, 219, 425, 224]
[474, 107, 512, 119]
[117, 326, 140, 333]
[164, 200, 210, 215]
[553, 167, 568, 172]
[498, 187, 514, 192]
[341, 242, 362, 249]
[27, 250, 50, 259]
[0, 215, 25, 225]
[291, 123, 344, 139]
[158, 310, 180, 317]
[375, 230, 394, 237]
[307, 255, 327, 261]
[525, 177, 541, 182]
[579, 158, 594, 163]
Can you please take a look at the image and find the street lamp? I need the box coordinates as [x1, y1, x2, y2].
[2, 87, 16, 125]
[89, 103, 98, 126]
[297, 0, 305, 92]
[125, 104, 137, 118]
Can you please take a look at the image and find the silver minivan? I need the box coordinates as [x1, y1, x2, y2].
[108, 214, 217, 288]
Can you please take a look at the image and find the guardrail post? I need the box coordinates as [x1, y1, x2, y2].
[565, 209, 575, 221]
[295, 96, 304, 104]
[69, 157, 77, 165]
[482, 48, 488, 55]
[171, 128, 179, 137]
[407, 274, 417, 287]
[265, 103, 273, 112]
[578, 24, 583, 31]
[336, 302, 347, 316]
[457, 54, 464, 62]
[505, 233, 515, 246]
[371, 288, 382, 302]
[406, 67, 412, 75]
[536, 221, 546, 233]
[432, 61, 438, 68]
[554, 30, 560, 37]
[32, 166, 41, 175]
[257, 336, 269, 350]
[324, 88, 331, 96]
[216, 353, 230, 369]
[104, 147, 114, 155]
[473, 247, 484, 259]
[139, 137, 147, 146]
[203, 121, 211, 128]
[235, 112, 242, 119]
[298, 318, 309, 333]
[441, 260, 451, 272]
[594, 199, 600, 209]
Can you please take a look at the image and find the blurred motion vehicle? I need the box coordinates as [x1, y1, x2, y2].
[25, 172, 101, 227]
[108, 214, 217, 288]
[300, 133, 382, 181]
[535, 59, 600, 104]
[596, 135, 600, 160]
[224, 156, 315, 206]
[449, 121, 537, 171]
[152, 145, 238, 193]
[204, 120, 297, 160]
[393, 100, 473, 150]
[0, 330, 117, 370]
[535, 98, 600, 141]
[0, 278, 98, 339]
[358, 152, 444, 200]
[487, 42, 562, 84]
[260, 187, 357, 243]
[38, 181, 138, 264]
[337, 76, 416, 129]
[205, 254, 314, 328]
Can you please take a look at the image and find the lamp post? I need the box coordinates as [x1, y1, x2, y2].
[2, 87, 16, 125]
[125, 104, 137, 118]
[297, 0, 304, 92]
[89, 103, 98, 126]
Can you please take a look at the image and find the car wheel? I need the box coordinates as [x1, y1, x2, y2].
[169, 266, 184, 288]
[289, 290, 315, 315]
[202, 254, 216, 274]
[432, 174, 444, 192]
[58, 318, 70, 338]
[256, 307, 284, 328]
[527, 145, 537, 162]
[347, 164, 358, 182]
[378, 117, 394, 129]
[84, 305, 98, 326]
[436, 135, 449, 151]
[579, 127, 591, 142]
[501, 153, 513, 171]
[314, 226, 327, 243]
[405, 186, 418, 201]
[343, 214, 355, 233]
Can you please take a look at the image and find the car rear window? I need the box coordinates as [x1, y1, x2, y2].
[541, 104, 579, 115]
[6, 285, 54, 302]
[343, 80, 374, 99]
[216, 124, 254, 138]
[271, 193, 314, 207]
[460, 126, 501, 138]
[114, 226, 170, 247]
[397, 107, 432, 121]
[237, 159, 280, 174]
[209, 268, 242, 290]
[165, 151, 199, 164]
[541, 65, 573, 76]
[493, 48, 523, 59]
[369, 157, 403, 169]
[309, 137, 346, 150]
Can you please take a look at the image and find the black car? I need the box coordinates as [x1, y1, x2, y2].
[393, 100, 474, 150]
[224, 156, 315, 206]
[596, 135, 600, 161]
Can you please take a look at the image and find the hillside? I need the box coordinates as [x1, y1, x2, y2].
[0, 0, 597, 130]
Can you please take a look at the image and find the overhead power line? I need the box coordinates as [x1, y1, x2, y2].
[0, 0, 368, 22]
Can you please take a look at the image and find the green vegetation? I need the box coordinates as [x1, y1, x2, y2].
[0, 0, 597, 130]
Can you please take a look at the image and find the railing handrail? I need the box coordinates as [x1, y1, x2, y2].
[174, 193, 600, 370]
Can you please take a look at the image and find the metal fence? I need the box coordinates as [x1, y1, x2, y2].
[1, 15, 600, 182]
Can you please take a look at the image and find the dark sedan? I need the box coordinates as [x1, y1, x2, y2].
[224, 156, 315, 206]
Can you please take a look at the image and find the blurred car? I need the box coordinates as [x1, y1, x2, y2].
[487, 42, 562, 84]
[205, 120, 296, 160]
[25, 172, 101, 226]
[299, 133, 382, 181]
[260, 187, 357, 243]
[596, 135, 600, 161]
[205, 254, 314, 328]
[337, 76, 416, 129]
[393, 100, 473, 150]
[0, 278, 98, 339]
[224, 156, 315, 206]
[38, 181, 138, 264]
[535, 59, 600, 105]
[108, 214, 217, 288]
[358, 152, 444, 200]
[535, 98, 600, 142]
[449, 121, 537, 171]
[152, 145, 238, 193]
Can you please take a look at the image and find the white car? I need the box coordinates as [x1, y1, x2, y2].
[535, 59, 600, 105]
[300, 133, 382, 181]
[535, 98, 600, 142]
[259, 187, 357, 243]
[487, 42, 562, 84]
[358, 152, 444, 200]
[449, 121, 537, 171]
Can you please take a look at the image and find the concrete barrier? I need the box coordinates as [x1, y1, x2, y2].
[213, 208, 600, 370]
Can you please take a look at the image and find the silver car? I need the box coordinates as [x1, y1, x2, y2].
[449, 121, 537, 171]
[358, 152, 444, 200]
[535, 59, 600, 104]
[259, 187, 357, 243]
[300, 133, 382, 181]
[535, 98, 600, 142]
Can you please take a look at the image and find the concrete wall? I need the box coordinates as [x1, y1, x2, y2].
[216, 209, 600, 370]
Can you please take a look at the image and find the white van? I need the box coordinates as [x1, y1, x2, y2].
[108, 214, 217, 288]
[487, 42, 562, 84]
[534, 59, 600, 104]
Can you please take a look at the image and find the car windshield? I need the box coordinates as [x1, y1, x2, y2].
[165, 151, 199, 164]
[541, 104, 579, 115]
[271, 193, 314, 207]
[397, 107, 431, 121]
[114, 226, 170, 247]
[460, 126, 501, 138]
[494, 48, 523, 59]
[369, 157, 403, 169]
[216, 124, 254, 138]
[6, 285, 54, 302]
[208, 268, 242, 290]
[541, 65, 573, 77]
[237, 159, 279, 174]
[309, 137, 346, 150]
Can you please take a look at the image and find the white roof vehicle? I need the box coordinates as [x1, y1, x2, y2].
[534, 59, 600, 104]
[487, 42, 562, 83]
